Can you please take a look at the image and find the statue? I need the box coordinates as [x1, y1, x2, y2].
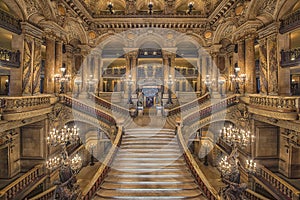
[137, 93, 143, 107]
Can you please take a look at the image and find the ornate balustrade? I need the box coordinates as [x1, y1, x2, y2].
[176, 124, 220, 200]
[62, 95, 116, 126]
[0, 9, 21, 34]
[183, 95, 238, 126]
[90, 94, 129, 116]
[0, 95, 52, 113]
[0, 164, 44, 200]
[81, 126, 123, 200]
[279, 9, 300, 34]
[257, 167, 300, 200]
[28, 186, 56, 200]
[280, 47, 300, 67]
[168, 93, 210, 116]
[244, 189, 270, 200]
[249, 95, 300, 112]
[0, 48, 21, 68]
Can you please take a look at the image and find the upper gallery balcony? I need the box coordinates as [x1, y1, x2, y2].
[279, 9, 300, 34]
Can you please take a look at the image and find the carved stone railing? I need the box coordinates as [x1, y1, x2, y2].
[176, 124, 220, 200]
[244, 189, 270, 200]
[279, 9, 300, 34]
[62, 95, 116, 127]
[28, 186, 56, 200]
[0, 9, 21, 34]
[249, 95, 300, 112]
[168, 93, 210, 116]
[0, 95, 53, 113]
[257, 167, 300, 200]
[0, 164, 44, 200]
[183, 95, 238, 126]
[0, 48, 21, 68]
[90, 94, 129, 116]
[80, 126, 123, 200]
[280, 48, 300, 67]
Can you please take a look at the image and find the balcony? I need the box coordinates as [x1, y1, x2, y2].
[0, 9, 21, 35]
[279, 9, 300, 34]
[138, 48, 162, 58]
[0, 48, 21, 68]
[280, 48, 300, 67]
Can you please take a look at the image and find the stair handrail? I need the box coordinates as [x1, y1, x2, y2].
[244, 189, 270, 200]
[257, 166, 300, 200]
[61, 95, 116, 126]
[0, 164, 44, 200]
[176, 123, 220, 200]
[28, 186, 56, 200]
[80, 125, 123, 200]
[90, 94, 129, 116]
[182, 94, 238, 126]
[168, 93, 210, 116]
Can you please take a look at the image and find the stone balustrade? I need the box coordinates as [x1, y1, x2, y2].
[249, 94, 300, 112]
[258, 167, 300, 200]
[81, 126, 123, 200]
[176, 124, 219, 200]
[280, 47, 300, 67]
[0, 164, 44, 200]
[28, 186, 56, 200]
[0, 48, 21, 68]
[279, 9, 300, 34]
[0, 9, 21, 34]
[62, 95, 116, 126]
[90, 94, 129, 116]
[244, 189, 270, 200]
[0, 95, 52, 113]
[183, 95, 238, 126]
[168, 93, 210, 116]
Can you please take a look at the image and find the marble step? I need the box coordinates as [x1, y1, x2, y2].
[116, 152, 181, 157]
[100, 182, 199, 190]
[109, 168, 189, 173]
[117, 149, 181, 154]
[114, 157, 184, 161]
[104, 176, 196, 184]
[96, 189, 202, 199]
[112, 162, 186, 168]
[107, 174, 193, 179]
[109, 169, 191, 176]
[123, 133, 175, 138]
[122, 137, 176, 142]
[120, 144, 179, 149]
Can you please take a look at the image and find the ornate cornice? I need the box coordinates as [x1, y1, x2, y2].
[258, 22, 280, 39]
[21, 22, 43, 40]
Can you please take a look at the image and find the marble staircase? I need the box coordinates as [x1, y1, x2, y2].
[94, 128, 206, 199]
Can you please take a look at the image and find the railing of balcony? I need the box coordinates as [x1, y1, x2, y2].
[257, 167, 300, 200]
[0, 48, 21, 68]
[176, 124, 219, 200]
[244, 189, 270, 200]
[62, 95, 116, 126]
[0, 164, 44, 200]
[279, 9, 300, 34]
[81, 126, 123, 200]
[0, 9, 21, 34]
[28, 186, 56, 200]
[139, 48, 162, 58]
[249, 94, 300, 112]
[168, 93, 210, 116]
[0, 95, 52, 113]
[280, 48, 300, 67]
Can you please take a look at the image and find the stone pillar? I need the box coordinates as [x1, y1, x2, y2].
[131, 52, 138, 92]
[44, 36, 55, 94]
[65, 44, 74, 93]
[55, 41, 63, 74]
[21, 35, 33, 95]
[10, 34, 23, 96]
[162, 53, 170, 94]
[267, 34, 278, 95]
[278, 33, 291, 96]
[99, 58, 104, 93]
[197, 57, 202, 94]
[238, 39, 245, 74]
[258, 38, 268, 95]
[245, 35, 256, 94]
[162, 49, 176, 95]
[32, 39, 42, 95]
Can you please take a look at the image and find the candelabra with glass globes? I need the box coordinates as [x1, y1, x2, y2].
[218, 124, 256, 199]
[166, 75, 174, 104]
[229, 65, 246, 94]
[46, 124, 82, 199]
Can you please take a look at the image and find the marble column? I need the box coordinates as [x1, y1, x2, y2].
[131, 51, 138, 92]
[65, 44, 74, 93]
[55, 41, 63, 74]
[258, 38, 268, 94]
[99, 58, 104, 93]
[22, 36, 33, 95]
[245, 35, 256, 94]
[32, 39, 42, 95]
[267, 34, 278, 95]
[238, 39, 245, 73]
[44, 37, 55, 94]
[163, 53, 170, 95]
[197, 57, 202, 94]
[211, 53, 220, 97]
[278, 33, 291, 96]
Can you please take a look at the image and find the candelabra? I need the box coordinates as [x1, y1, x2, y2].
[87, 75, 98, 94]
[187, 2, 194, 14]
[108, 2, 114, 14]
[54, 64, 71, 94]
[166, 75, 174, 104]
[74, 77, 82, 98]
[218, 124, 256, 199]
[229, 65, 246, 94]
[89, 143, 96, 166]
[204, 75, 212, 95]
[148, 2, 153, 15]
[46, 124, 82, 199]
[218, 79, 225, 97]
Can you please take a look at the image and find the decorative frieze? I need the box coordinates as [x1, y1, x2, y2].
[279, 9, 300, 34]
[0, 9, 21, 34]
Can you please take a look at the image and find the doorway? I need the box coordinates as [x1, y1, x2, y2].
[146, 97, 154, 108]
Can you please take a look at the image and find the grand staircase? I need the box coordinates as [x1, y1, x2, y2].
[94, 128, 206, 199]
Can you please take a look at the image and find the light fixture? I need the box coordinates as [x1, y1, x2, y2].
[148, 1, 153, 15]
[187, 2, 194, 14]
[166, 75, 174, 104]
[230, 64, 246, 94]
[108, 2, 114, 14]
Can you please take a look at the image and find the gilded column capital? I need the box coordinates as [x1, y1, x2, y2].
[21, 22, 43, 40]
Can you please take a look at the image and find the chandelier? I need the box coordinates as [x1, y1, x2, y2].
[220, 125, 254, 147]
[47, 125, 80, 146]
